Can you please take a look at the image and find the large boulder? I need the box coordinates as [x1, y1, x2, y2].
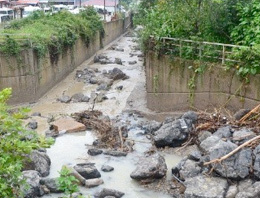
[153, 118, 193, 147]
[23, 150, 51, 177]
[130, 154, 167, 180]
[106, 68, 129, 81]
[208, 140, 252, 179]
[74, 163, 101, 180]
[184, 175, 228, 198]
[22, 170, 41, 198]
[94, 188, 125, 198]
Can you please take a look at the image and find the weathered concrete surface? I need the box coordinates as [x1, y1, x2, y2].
[0, 17, 131, 104]
[146, 51, 260, 112]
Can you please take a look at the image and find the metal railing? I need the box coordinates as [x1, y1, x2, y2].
[150, 36, 248, 65]
[0, 33, 32, 47]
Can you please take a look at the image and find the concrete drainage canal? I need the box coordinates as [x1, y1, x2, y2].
[22, 30, 260, 198]
[22, 31, 182, 198]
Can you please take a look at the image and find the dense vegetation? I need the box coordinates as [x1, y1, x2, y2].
[0, 88, 54, 197]
[135, 0, 260, 76]
[0, 7, 104, 59]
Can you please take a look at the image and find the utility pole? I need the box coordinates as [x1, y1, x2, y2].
[104, 0, 106, 21]
[114, 0, 116, 16]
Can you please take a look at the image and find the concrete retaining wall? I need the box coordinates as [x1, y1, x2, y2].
[146, 50, 260, 113]
[0, 17, 131, 104]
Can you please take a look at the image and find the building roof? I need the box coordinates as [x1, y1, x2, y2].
[16, 0, 39, 5]
[83, 0, 118, 7]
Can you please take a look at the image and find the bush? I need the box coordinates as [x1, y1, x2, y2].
[0, 7, 104, 58]
[0, 88, 54, 197]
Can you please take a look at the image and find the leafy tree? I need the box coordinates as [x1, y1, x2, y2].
[0, 88, 53, 197]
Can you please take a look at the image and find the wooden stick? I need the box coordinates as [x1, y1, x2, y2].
[239, 104, 260, 123]
[118, 128, 124, 150]
[204, 135, 260, 166]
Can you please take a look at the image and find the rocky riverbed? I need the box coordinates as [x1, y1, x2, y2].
[20, 30, 260, 198]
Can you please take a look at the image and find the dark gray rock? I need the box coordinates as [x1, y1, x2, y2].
[107, 68, 129, 81]
[115, 47, 124, 52]
[184, 175, 228, 198]
[172, 157, 187, 175]
[31, 112, 41, 117]
[130, 154, 167, 180]
[141, 120, 162, 135]
[253, 145, 260, 179]
[234, 109, 250, 120]
[200, 135, 221, 153]
[57, 95, 71, 103]
[188, 150, 202, 161]
[209, 140, 252, 179]
[23, 150, 51, 177]
[226, 185, 238, 198]
[128, 60, 137, 65]
[97, 83, 110, 91]
[198, 131, 212, 143]
[233, 128, 256, 145]
[114, 58, 122, 65]
[101, 165, 114, 172]
[89, 77, 98, 84]
[236, 181, 260, 198]
[116, 85, 123, 90]
[94, 55, 100, 63]
[22, 170, 41, 198]
[153, 118, 193, 147]
[179, 159, 201, 180]
[74, 163, 101, 180]
[213, 126, 232, 138]
[40, 178, 62, 193]
[71, 93, 89, 103]
[103, 150, 127, 157]
[94, 188, 125, 198]
[28, 120, 38, 130]
[238, 179, 253, 192]
[182, 111, 198, 123]
[235, 192, 254, 198]
[88, 148, 103, 156]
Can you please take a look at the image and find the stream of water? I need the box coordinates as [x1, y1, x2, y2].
[29, 33, 182, 197]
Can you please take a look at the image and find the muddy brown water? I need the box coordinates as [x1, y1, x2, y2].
[26, 33, 182, 197]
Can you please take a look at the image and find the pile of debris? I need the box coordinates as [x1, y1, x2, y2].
[147, 106, 260, 198]
[73, 110, 129, 151]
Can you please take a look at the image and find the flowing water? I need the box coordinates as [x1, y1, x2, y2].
[28, 33, 182, 197]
